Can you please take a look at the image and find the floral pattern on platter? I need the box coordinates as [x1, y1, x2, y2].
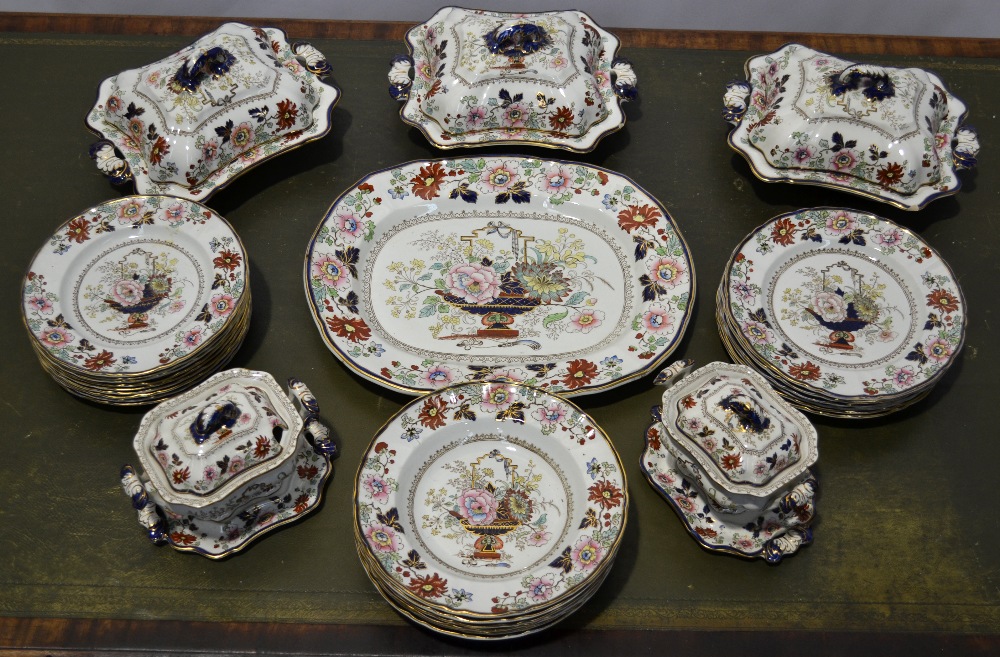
[393, 8, 634, 151]
[726, 43, 976, 210]
[641, 418, 814, 563]
[86, 23, 338, 201]
[355, 382, 626, 614]
[22, 196, 247, 374]
[160, 443, 330, 558]
[726, 208, 964, 398]
[305, 157, 693, 396]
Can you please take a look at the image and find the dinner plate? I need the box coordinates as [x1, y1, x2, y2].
[305, 156, 694, 395]
[721, 208, 964, 402]
[22, 196, 249, 377]
[354, 381, 627, 618]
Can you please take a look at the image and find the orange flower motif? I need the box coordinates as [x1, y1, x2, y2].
[771, 218, 797, 246]
[410, 162, 448, 200]
[253, 436, 271, 459]
[926, 289, 959, 313]
[788, 361, 821, 381]
[408, 573, 448, 599]
[720, 454, 742, 471]
[876, 161, 906, 187]
[561, 359, 598, 389]
[213, 249, 242, 271]
[276, 98, 299, 130]
[548, 106, 575, 131]
[325, 315, 371, 343]
[149, 136, 170, 165]
[588, 479, 624, 509]
[66, 217, 91, 244]
[84, 350, 116, 371]
[418, 395, 448, 429]
[617, 204, 662, 233]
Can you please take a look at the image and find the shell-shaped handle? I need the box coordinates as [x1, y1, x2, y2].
[722, 81, 752, 126]
[120, 465, 166, 545]
[388, 54, 414, 101]
[287, 377, 337, 458]
[954, 126, 980, 170]
[763, 476, 817, 564]
[484, 22, 551, 57]
[763, 527, 813, 564]
[89, 141, 132, 185]
[653, 359, 695, 388]
[829, 64, 895, 101]
[292, 41, 332, 77]
[612, 58, 638, 102]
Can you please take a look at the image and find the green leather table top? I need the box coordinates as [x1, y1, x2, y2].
[1, 32, 998, 642]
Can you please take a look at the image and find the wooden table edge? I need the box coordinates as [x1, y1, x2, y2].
[0, 12, 998, 57]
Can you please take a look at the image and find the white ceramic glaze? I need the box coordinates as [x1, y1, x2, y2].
[389, 7, 636, 151]
[87, 22, 340, 201]
[725, 44, 978, 210]
[120, 369, 336, 558]
[305, 156, 694, 397]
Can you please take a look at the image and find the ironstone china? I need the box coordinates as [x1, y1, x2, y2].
[640, 360, 818, 563]
[388, 7, 637, 151]
[717, 208, 965, 417]
[354, 381, 626, 638]
[86, 22, 340, 201]
[120, 369, 337, 558]
[21, 196, 251, 405]
[304, 156, 694, 397]
[724, 43, 980, 210]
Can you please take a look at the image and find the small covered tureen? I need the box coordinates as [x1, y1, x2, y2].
[388, 7, 637, 151]
[724, 43, 979, 210]
[120, 369, 337, 558]
[642, 361, 818, 563]
[87, 22, 340, 201]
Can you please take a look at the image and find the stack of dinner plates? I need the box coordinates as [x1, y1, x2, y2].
[716, 208, 965, 418]
[354, 381, 627, 639]
[21, 196, 250, 406]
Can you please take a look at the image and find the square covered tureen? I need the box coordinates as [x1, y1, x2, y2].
[87, 22, 339, 201]
[724, 43, 979, 210]
[120, 369, 337, 558]
[643, 360, 818, 562]
[388, 7, 637, 151]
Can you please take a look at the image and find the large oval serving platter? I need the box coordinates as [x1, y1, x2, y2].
[304, 157, 694, 396]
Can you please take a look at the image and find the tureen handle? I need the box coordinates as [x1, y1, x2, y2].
[653, 359, 695, 388]
[763, 476, 817, 564]
[722, 81, 752, 126]
[953, 126, 980, 170]
[119, 465, 167, 545]
[287, 377, 338, 458]
[829, 64, 895, 101]
[612, 58, 638, 102]
[89, 140, 133, 186]
[292, 42, 333, 77]
[388, 54, 414, 102]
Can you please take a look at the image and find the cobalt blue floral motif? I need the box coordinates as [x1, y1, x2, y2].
[484, 23, 551, 58]
[173, 46, 237, 92]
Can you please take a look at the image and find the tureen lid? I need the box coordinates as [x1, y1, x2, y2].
[725, 43, 978, 209]
[86, 22, 339, 200]
[133, 369, 304, 505]
[657, 361, 818, 497]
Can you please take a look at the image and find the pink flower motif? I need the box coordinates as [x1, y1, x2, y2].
[481, 161, 519, 192]
[731, 280, 756, 304]
[878, 328, 897, 342]
[183, 327, 203, 347]
[532, 402, 567, 426]
[548, 55, 568, 70]
[501, 103, 529, 128]
[571, 536, 604, 570]
[445, 262, 501, 304]
[874, 228, 905, 248]
[541, 166, 573, 193]
[741, 320, 773, 345]
[28, 296, 53, 314]
[925, 338, 953, 363]
[480, 383, 515, 412]
[106, 95, 125, 114]
[527, 530, 551, 547]
[422, 364, 454, 388]
[457, 488, 498, 526]
[203, 465, 218, 481]
[230, 121, 255, 151]
[825, 211, 855, 236]
[527, 575, 555, 601]
[229, 456, 245, 474]
[701, 437, 717, 452]
[893, 367, 916, 387]
[365, 522, 401, 553]
[209, 293, 235, 318]
[813, 291, 847, 322]
[830, 149, 857, 171]
[734, 536, 756, 550]
[146, 71, 161, 85]
[40, 326, 73, 347]
[335, 210, 365, 243]
[482, 368, 526, 383]
[162, 202, 186, 224]
[593, 70, 610, 89]
[793, 146, 813, 163]
[648, 257, 685, 288]
[641, 306, 674, 334]
[656, 471, 676, 487]
[112, 279, 144, 307]
[674, 495, 696, 512]
[754, 462, 768, 476]
[116, 198, 147, 225]
[463, 105, 487, 128]
[202, 139, 219, 161]
[567, 309, 604, 333]
[363, 473, 390, 504]
[313, 254, 351, 290]
[168, 300, 186, 313]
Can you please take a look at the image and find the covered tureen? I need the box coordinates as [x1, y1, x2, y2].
[388, 7, 637, 151]
[87, 22, 340, 201]
[724, 43, 979, 210]
[642, 361, 818, 562]
[120, 369, 337, 558]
